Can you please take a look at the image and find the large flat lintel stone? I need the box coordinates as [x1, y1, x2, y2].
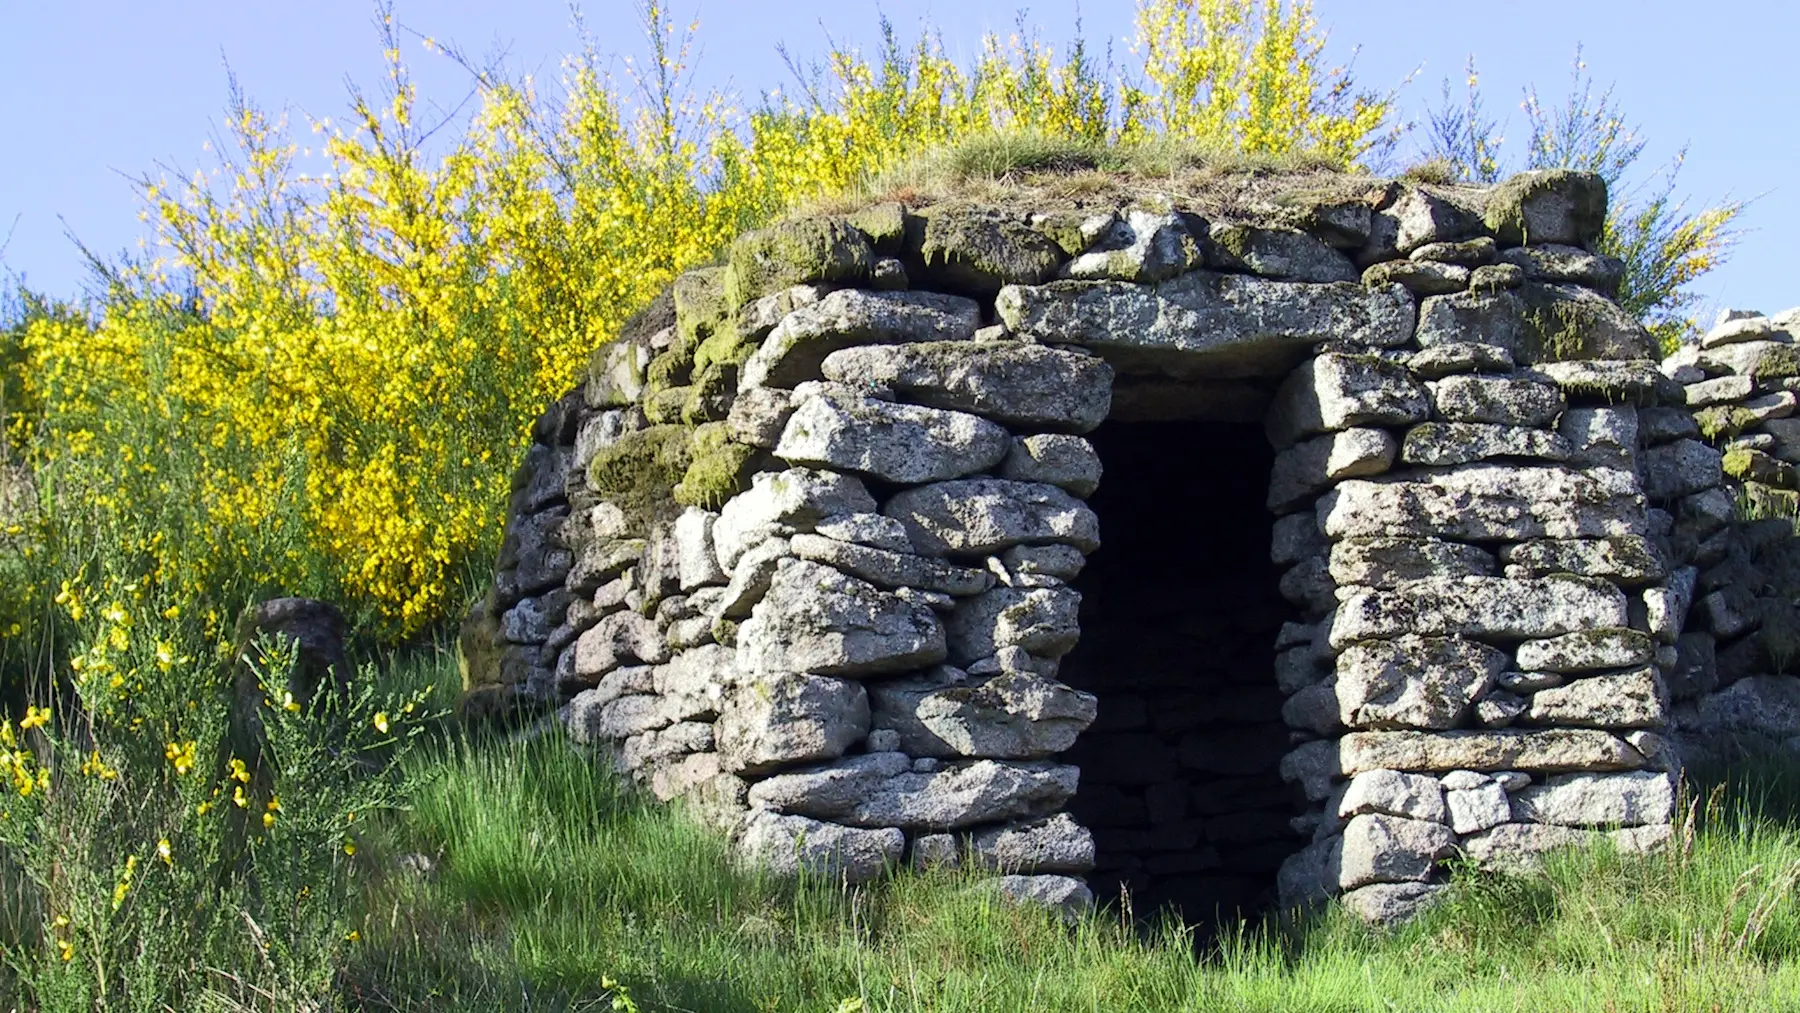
[820, 342, 1114, 433]
[995, 272, 1414, 380]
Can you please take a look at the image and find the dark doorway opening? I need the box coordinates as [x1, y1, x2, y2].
[1059, 420, 1298, 927]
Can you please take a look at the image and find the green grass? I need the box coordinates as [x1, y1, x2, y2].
[12, 634, 1800, 1012]
[323, 651, 1800, 1012]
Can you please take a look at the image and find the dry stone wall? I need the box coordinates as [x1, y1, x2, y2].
[459, 165, 1781, 925]
[1660, 312, 1800, 763]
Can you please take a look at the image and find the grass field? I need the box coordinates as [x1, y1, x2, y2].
[266, 649, 1800, 1013]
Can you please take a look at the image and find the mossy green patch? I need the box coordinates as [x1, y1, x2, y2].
[1030, 209, 1099, 255]
[674, 266, 731, 347]
[674, 422, 757, 509]
[1483, 168, 1607, 245]
[1726, 448, 1800, 489]
[847, 202, 908, 253]
[908, 202, 1067, 293]
[691, 317, 754, 378]
[1697, 405, 1760, 442]
[1518, 285, 1652, 362]
[724, 217, 873, 308]
[1740, 481, 1799, 525]
[646, 334, 697, 391]
[643, 385, 694, 425]
[586, 425, 693, 528]
[1752, 345, 1800, 380]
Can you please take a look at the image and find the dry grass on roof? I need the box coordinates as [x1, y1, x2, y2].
[790, 131, 1468, 224]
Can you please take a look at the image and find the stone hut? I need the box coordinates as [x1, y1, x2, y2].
[460, 165, 1798, 924]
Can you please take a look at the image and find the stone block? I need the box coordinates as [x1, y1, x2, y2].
[1267, 353, 1429, 447]
[1337, 813, 1456, 890]
[1510, 771, 1676, 828]
[716, 672, 869, 775]
[1400, 422, 1571, 466]
[1322, 464, 1646, 542]
[1336, 636, 1507, 730]
[1331, 576, 1628, 646]
[737, 559, 946, 679]
[746, 752, 1079, 831]
[821, 341, 1114, 433]
[884, 479, 1100, 557]
[1337, 769, 1449, 823]
[996, 272, 1415, 378]
[1267, 428, 1397, 510]
[1327, 537, 1495, 588]
[741, 289, 982, 389]
[1427, 375, 1565, 426]
[1000, 434, 1103, 497]
[775, 391, 1011, 485]
[738, 810, 903, 884]
[1339, 729, 1646, 776]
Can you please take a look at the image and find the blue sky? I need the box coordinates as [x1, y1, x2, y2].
[2, 1, 1794, 319]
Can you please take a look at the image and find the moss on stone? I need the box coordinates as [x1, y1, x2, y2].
[586, 425, 693, 528]
[642, 385, 694, 425]
[680, 369, 733, 425]
[847, 202, 908, 253]
[725, 217, 873, 308]
[674, 266, 731, 346]
[711, 616, 739, 648]
[456, 589, 505, 691]
[907, 202, 1067, 294]
[1031, 209, 1098, 255]
[1208, 222, 1254, 261]
[645, 335, 697, 392]
[674, 422, 757, 509]
[1752, 345, 1800, 380]
[1723, 447, 1758, 482]
[1483, 169, 1607, 246]
[1696, 405, 1759, 442]
[692, 317, 754, 378]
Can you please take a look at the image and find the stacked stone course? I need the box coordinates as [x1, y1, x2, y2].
[1659, 311, 1800, 762]
[460, 164, 1775, 924]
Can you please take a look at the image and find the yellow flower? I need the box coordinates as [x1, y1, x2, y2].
[262, 811, 276, 829]
[233, 785, 248, 808]
[165, 740, 197, 776]
[19, 706, 49, 731]
[157, 838, 173, 865]
[345, 929, 361, 943]
[57, 938, 73, 962]
[81, 750, 119, 780]
[229, 757, 251, 783]
[343, 840, 357, 856]
[162, 605, 180, 620]
[282, 691, 301, 713]
[372, 712, 390, 734]
[111, 855, 138, 910]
